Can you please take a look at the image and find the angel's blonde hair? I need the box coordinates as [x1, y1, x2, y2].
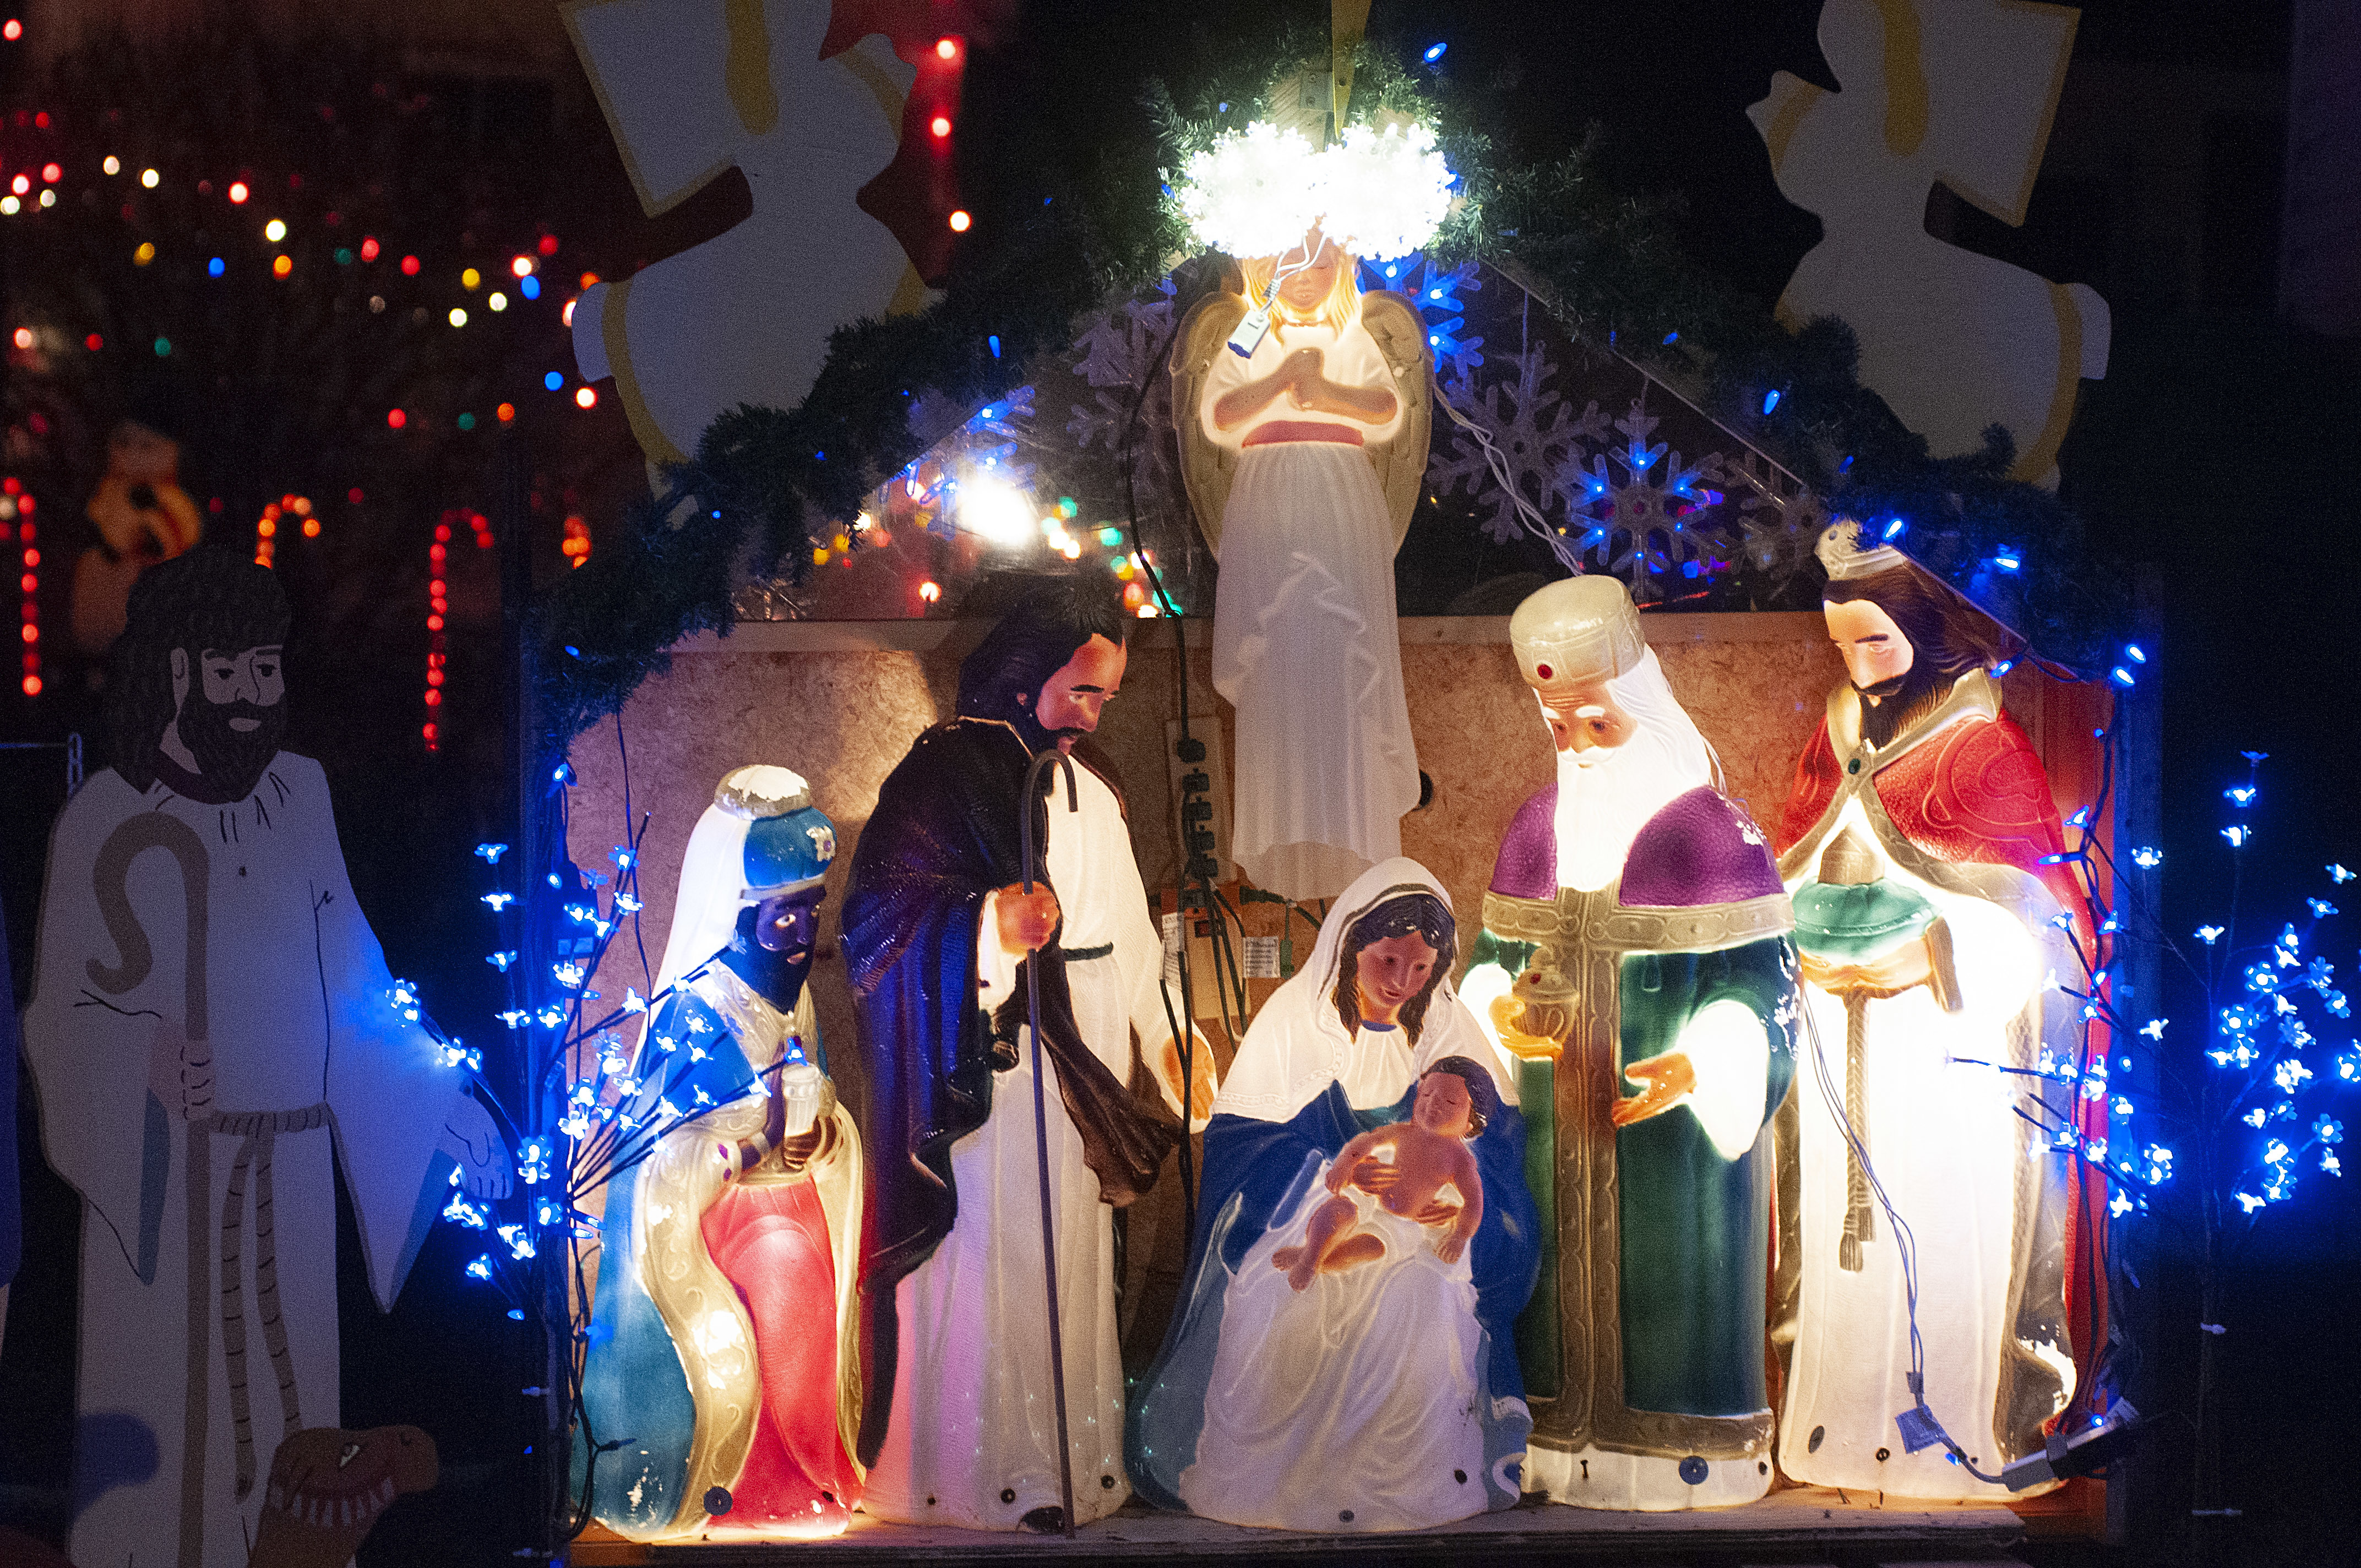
[1240, 234, 1363, 336]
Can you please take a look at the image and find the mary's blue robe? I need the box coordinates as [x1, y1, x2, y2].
[1127, 1079, 1541, 1515]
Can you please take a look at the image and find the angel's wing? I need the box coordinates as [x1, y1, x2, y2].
[1358, 290, 1434, 553]
[1169, 289, 1250, 560]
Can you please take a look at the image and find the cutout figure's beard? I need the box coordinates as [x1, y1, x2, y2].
[157, 698, 285, 804]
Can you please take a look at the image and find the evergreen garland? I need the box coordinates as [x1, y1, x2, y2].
[531, 31, 2131, 755]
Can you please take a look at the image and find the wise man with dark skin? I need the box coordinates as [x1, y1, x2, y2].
[844, 575, 1211, 1532]
[578, 766, 868, 1541]
[22, 548, 508, 1567]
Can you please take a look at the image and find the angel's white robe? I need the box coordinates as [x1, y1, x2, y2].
[1201, 318, 1422, 900]
[22, 755, 460, 1566]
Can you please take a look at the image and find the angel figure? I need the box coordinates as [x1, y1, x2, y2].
[1173, 226, 1432, 900]
[1747, 0, 2108, 486]
[564, 0, 931, 467]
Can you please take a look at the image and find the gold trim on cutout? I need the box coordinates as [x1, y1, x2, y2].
[724, 0, 780, 138]
[832, 41, 909, 130]
[1874, 0, 1929, 158]
[2009, 282, 2084, 482]
[1935, 0, 2081, 227]
[600, 277, 690, 468]
[885, 265, 931, 318]
[561, 0, 738, 219]
[1764, 78, 1824, 173]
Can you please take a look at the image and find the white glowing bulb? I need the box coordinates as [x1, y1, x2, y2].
[448, 307, 467, 328]
[1312, 120, 1454, 262]
[263, 217, 286, 242]
[103, 155, 121, 175]
[1172, 117, 1455, 264]
[488, 291, 508, 312]
[958, 476, 1039, 548]
[140, 167, 159, 188]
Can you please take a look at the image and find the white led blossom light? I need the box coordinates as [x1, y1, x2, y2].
[1310, 121, 1454, 262]
[1176, 120, 1323, 260]
[1173, 117, 1455, 264]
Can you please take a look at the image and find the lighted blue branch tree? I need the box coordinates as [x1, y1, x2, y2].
[388, 745, 788, 1542]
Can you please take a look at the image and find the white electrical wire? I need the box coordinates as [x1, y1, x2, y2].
[1430, 374, 1585, 575]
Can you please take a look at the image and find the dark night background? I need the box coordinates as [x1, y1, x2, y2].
[3, 0, 2357, 1562]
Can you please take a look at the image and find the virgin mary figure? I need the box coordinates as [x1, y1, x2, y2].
[1127, 860, 1539, 1532]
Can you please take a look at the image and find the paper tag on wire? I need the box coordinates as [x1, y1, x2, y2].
[1226, 304, 1272, 357]
[1895, 1404, 1945, 1453]
[1161, 912, 1184, 988]
[1242, 934, 1281, 979]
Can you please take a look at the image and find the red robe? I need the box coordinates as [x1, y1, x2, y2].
[700, 1179, 862, 1532]
[1778, 697, 2085, 926]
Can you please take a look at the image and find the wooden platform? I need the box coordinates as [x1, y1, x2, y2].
[569, 1488, 2029, 1565]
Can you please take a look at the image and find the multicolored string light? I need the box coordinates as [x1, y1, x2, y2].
[6, 479, 35, 696]
[424, 518, 450, 750]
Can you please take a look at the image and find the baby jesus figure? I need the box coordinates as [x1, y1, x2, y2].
[1273, 1058, 1493, 1292]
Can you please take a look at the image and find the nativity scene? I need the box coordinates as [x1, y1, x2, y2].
[6, 3, 2156, 1562]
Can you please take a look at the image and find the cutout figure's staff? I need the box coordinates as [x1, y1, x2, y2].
[1019, 747, 1080, 1539]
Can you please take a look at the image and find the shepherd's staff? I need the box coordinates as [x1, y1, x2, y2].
[86, 811, 213, 1568]
[1018, 747, 1080, 1539]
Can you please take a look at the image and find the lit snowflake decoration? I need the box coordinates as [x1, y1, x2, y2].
[1560, 401, 1712, 595]
[1429, 341, 1600, 547]
[1374, 254, 1483, 382]
[1067, 282, 1180, 499]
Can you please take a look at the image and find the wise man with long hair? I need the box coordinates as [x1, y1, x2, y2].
[1771, 520, 2090, 1499]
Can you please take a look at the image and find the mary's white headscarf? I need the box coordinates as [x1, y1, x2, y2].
[1212, 857, 1509, 1124]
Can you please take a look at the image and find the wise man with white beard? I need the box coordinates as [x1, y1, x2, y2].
[1459, 577, 1799, 1512]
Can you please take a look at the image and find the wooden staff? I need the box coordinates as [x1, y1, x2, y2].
[1019, 748, 1080, 1538]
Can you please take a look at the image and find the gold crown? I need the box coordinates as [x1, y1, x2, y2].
[1509, 576, 1645, 690]
[1814, 518, 1912, 582]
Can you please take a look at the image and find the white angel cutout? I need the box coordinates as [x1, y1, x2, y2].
[565, 0, 927, 465]
[1748, 0, 2109, 487]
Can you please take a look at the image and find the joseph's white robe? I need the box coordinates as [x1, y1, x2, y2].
[22, 755, 460, 1566]
[861, 758, 1179, 1530]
